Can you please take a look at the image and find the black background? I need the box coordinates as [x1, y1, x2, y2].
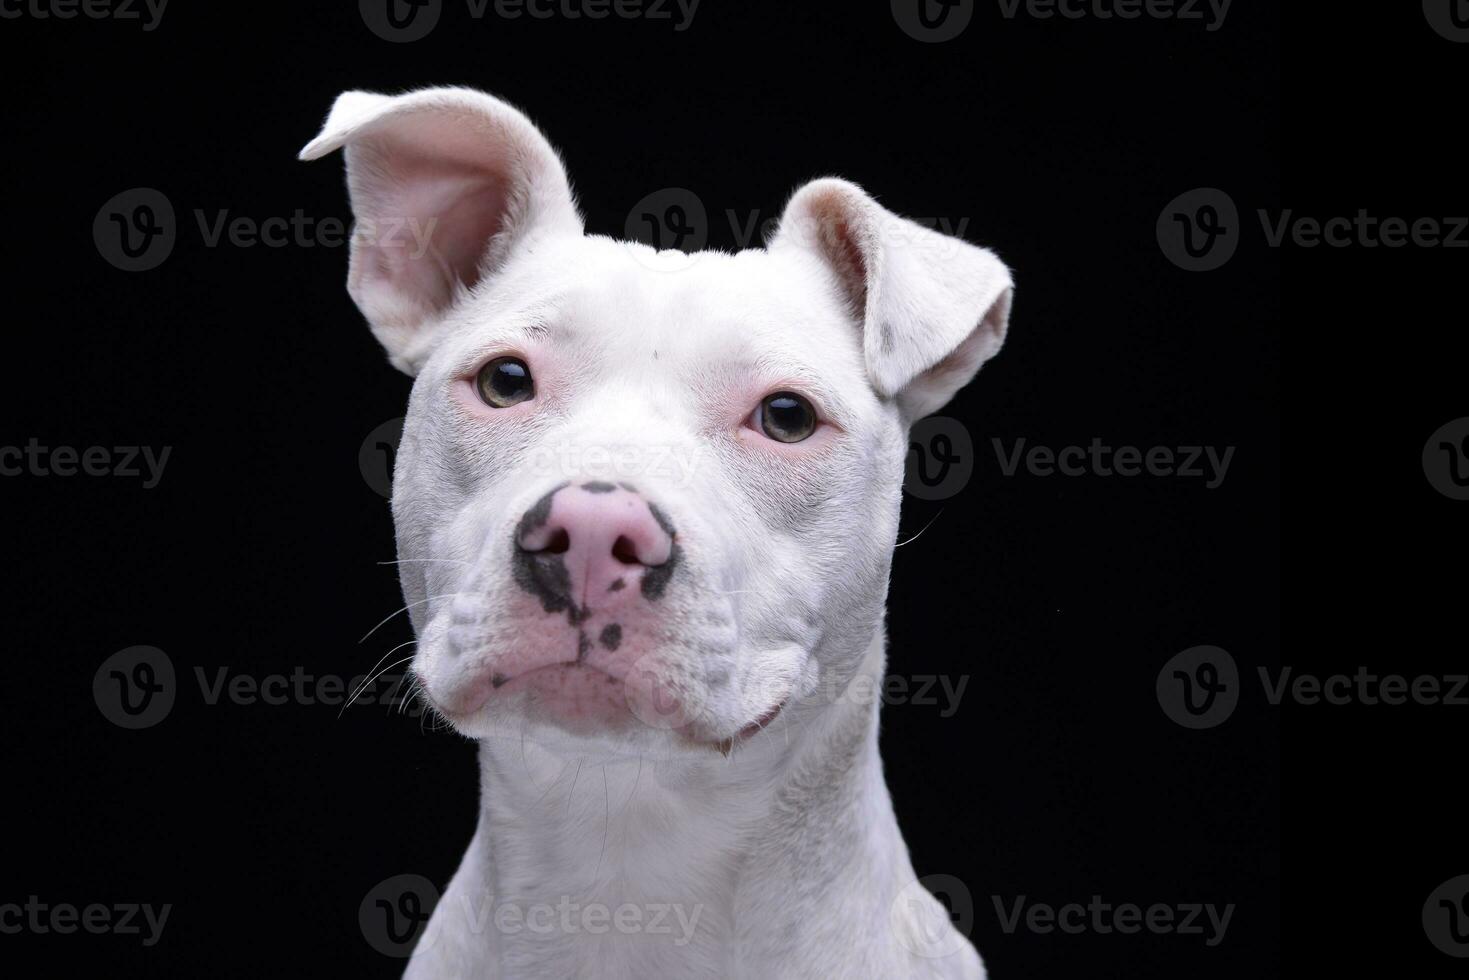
[1, 1, 1448, 978]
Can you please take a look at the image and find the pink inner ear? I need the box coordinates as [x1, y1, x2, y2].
[307, 88, 582, 373]
[371, 172, 508, 316]
[343, 109, 534, 327]
[799, 187, 874, 323]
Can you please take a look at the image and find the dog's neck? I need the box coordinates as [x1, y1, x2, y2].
[419, 633, 938, 979]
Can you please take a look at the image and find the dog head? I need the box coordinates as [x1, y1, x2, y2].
[302, 87, 1012, 759]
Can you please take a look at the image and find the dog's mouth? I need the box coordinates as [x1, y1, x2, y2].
[687, 698, 789, 757]
[486, 661, 636, 734]
[431, 654, 791, 756]
[732, 698, 787, 742]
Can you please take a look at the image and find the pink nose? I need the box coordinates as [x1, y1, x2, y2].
[515, 482, 677, 614]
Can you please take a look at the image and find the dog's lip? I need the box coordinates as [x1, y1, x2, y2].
[738, 698, 787, 738]
[449, 659, 791, 753]
[682, 696, 789, 756]
[431, 658, 628, 728]
[435, 660, 627, 722]
[490, 660, 623, 691]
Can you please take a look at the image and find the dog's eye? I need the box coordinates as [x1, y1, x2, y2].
[755, 392, 817, 443]
[476, 356, 534, 408]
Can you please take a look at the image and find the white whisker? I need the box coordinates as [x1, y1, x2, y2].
[566, 761, 583, 817]
[895, 509, 944, 548]
[339, 639, 418, 718]
[590, 764, 611, 885]
[358, 592, 465, 644]
[340, 654, 418, 718]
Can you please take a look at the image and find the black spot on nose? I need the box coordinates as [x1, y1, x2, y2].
[647, 501, 677, 539]
[582, 481, 616, 494]
[511, 483, 581, 622]
[608, 578, 626, 593]
[638, 502, 681, 601]
[512, 547, 575, 617]
[599, 624, 622, 651]
[515, 482, 567, 539]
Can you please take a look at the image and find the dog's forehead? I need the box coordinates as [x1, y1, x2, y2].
[466, 235, 864, 381]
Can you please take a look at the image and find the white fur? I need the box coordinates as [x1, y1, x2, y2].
[302, 86, 1013, 979]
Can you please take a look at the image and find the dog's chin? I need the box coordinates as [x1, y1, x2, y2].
[440, 706, 715, 762]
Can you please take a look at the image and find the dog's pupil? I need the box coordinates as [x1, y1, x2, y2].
[478, 356, 533, 407]
[764, 393, 813, 441]
[492, 361, 528, 396]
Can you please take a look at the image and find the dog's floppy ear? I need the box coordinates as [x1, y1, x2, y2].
[300, 87, 582, 375]
[771, 178, 1013, 422]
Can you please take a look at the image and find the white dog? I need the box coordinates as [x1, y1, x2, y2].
[302, 86, 1013, 979]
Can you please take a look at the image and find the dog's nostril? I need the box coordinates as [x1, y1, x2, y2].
[611, 535, 642, 565]
[541, 528, 571, 555]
